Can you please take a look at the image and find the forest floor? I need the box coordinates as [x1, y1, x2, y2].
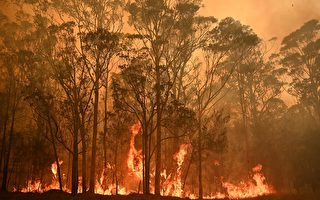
[1, 190, 320, 200]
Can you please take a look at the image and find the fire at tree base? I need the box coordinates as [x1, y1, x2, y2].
[13, 123, 274, 199]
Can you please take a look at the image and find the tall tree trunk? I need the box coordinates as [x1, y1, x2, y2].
[237, 74, 250, 170]
[142, 121, 146, 194]
[183, 147, 194, 190]
[198, 116, 203, 200]
[114, 127, 119, 195]
[102, 77, 109, 191]
[1, 101, 16, 191]
[0, 114, 8, 182]
[80, 119, 87, 193]
[148, 119, 152, 194]
[72, 106, 80, 195]
[0, 88, 10, 178]
[103, 73, 109, 170]
[248, 78, 258, 128]
[154, 64, 162, 195]
[146, 123, 151, 195]
[142, 118, 150, 194]
[89, 70, 100, 193]
[48, 116, 63, 191]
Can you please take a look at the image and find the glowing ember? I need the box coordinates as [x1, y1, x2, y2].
[204, 192, 226, 199]
[252, 164, 263, 172]
[214, 160, 220, 166]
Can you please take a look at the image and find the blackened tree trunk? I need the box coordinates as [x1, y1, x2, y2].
[89, 68, 100, 193]
[72, 104, 80, 195]
[114, 126, 119, 195]
[154, 62, 162, 195]
[198, 116, 203, 199]
[1, 98, 17, 191]
[102, 74, 109, 192]
[0, 95, 10, 183]
[80, 118, 87, 193]
[47, 115, 63, 191]
[142, 117, 150, 194]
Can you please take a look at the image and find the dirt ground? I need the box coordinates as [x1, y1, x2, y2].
[0, 190, 320, 200]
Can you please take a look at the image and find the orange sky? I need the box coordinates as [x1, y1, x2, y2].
[200, 0, 320, 40]
[1, 0, 319, 41]
[200, 0, 320, 106]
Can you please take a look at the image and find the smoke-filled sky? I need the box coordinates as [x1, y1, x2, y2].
[1, 0, 319, 41]
[201, 0, 320, 40]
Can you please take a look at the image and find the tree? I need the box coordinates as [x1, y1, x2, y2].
[126, 0, 216, 194]
[81, 29, 121, 193]
[280, 19, 320, 126]
[190, 17, 259, 198]
[23, 0, 124, 193]
[228, 41, 286, 168]
[47, 21, 95, 195]
[112, 44, 156, 194]
[0, 13, 30, 191]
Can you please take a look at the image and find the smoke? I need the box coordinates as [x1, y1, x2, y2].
[201, 0, 320, 40]
[1, 0, 319, 40]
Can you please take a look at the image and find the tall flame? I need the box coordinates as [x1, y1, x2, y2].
[127, 122, 143, 180]
[162, 144, 189, 197]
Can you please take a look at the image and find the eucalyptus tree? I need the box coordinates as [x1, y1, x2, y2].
[223, 40, 287, 173]
[50, 0, 123, 193]
[0, 11, 33, 191]
[280, 19, 320, 126]
[23, 0, 124, 193]
[112, 43, 156, 194]
[126, 0, 217, 194]
[190, 17, 259, 198]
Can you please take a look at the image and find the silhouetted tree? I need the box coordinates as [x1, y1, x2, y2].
[280, 19, 320, 126]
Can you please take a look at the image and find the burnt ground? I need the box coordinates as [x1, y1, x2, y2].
[0, 190, 320, 200]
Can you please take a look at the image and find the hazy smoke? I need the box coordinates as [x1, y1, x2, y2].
[201, 0, 320, 40]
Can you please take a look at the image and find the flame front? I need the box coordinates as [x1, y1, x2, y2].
[221, 164, 274, 199]
[19, 160, 64, 193]
[17, 124, 275, 199]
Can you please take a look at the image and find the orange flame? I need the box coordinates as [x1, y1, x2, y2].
[221, 164, 274, 199]
[127, 122, 143, 181]
[18, 160, 65, 192]
[51, 160, 63, 179]
[162, 144, 189, 197]
[16, 124, 275, 199]
[204, 164, 274, 199]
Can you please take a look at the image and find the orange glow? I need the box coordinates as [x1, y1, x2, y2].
[162, 144, 189, 197]
[127, 122, 143, 181]
[51, 160, 63, 179]
[221, 164, 274, 199]
[17, 125, 274, 199]
[18, 160, 64, 192]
